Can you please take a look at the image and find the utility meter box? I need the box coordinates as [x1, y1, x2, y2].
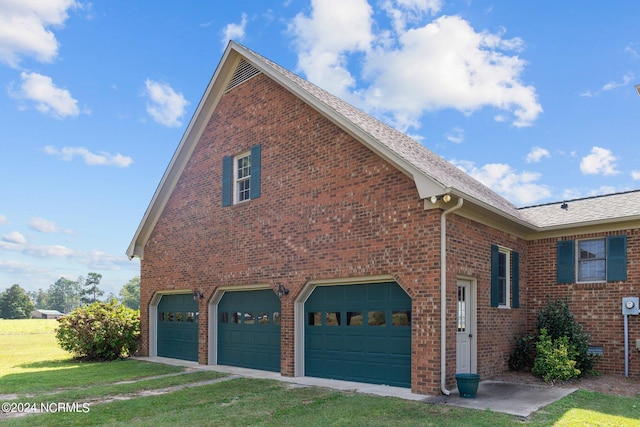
[622, 297, 640, 315]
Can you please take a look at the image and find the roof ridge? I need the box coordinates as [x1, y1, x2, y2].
[519, 189, 640, 210]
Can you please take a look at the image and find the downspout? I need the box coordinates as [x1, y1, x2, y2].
[440, 197, 464, 395]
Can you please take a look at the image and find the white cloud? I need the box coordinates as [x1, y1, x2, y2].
[625, 43, 639, 58]
[632, 171, 640, 180]
[602, 72, 634, 91]
[0, 214, 8, 225]
[2, 231, 26, 244]
[0, 259, 35, 274]
[144, 79, 189, 127]
[10, 71, 80, 119]
[362, 16, 541, 130]
[29, 217, 58, 233]
[289, 0, 374, 98]
[581, 72, 635, 97]
[83, 250, 128, 271]
[588, 186, 617, 197]
[382, 0, 443, 33]
[44, 145, 133, 167]
[0, 239, 127, 273]
[28, 217, 72, 234]
[288, 2, 541, 132]
[580, 146, 619, 176]
[445, 126, 464, 144]
[0, 0, 77, 67]
[0, 239, 73, 258]
[452, 159, 551, 205]
[526, 146, 550, 163]
[221, 13, 248, 47]
[27, 244, 74, 258]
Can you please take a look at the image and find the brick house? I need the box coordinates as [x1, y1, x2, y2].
[127, 41, 640, 395]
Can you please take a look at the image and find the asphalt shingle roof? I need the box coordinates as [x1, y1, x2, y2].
[518, 190, 640, 228]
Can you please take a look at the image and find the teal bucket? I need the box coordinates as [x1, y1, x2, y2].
[455, 373, 480, 398]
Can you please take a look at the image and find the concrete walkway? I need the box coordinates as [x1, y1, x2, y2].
[137, 357, 577, 418]
[438, 380, 577, 417]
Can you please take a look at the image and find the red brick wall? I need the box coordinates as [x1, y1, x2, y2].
[527, 230, 640, 376]
[139, 72, 528, 394]
[446, 215, 528, 380]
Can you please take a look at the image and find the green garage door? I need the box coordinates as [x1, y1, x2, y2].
[305, 282, 411, 387]
[218, 289, 281, 372]
[157, 294, 199, 361]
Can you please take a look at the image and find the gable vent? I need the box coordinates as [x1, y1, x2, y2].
[225, 59, 261, 92]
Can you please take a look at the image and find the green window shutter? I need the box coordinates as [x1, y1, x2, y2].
[512, 251, 520, 308]
[222, 155, 232, 207]
[607, 235, 627, 281]
[490, 245, 499, 307]
[250, 144, 261, 199]
[557, 240, 574, 284]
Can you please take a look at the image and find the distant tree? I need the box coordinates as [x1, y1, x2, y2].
[105, 292, 118, 303]
[29, 288, 50, 309]
[48, 278, 82, 313]
[0, 284, 35, 319]
[80, 272, 104, 305]
[119, 277, 140, 310]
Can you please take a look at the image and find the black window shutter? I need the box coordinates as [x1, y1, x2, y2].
[512, 251, 520, 308]
[607, 235, 627, 281]
[222, 155, 232, 207]
[250, 144, 261, 199]
[557, 240, 574, 284]
[490, 244, 499, 307]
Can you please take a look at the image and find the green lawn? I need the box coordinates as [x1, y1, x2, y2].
[1, 319, 639, 426]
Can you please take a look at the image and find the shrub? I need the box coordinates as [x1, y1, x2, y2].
[532, 328, 580, 382]
[56, 300, 140, 361]
[537, 299, 598, 374]
[508, 334, 537, 372]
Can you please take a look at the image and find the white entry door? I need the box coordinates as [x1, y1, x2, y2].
[456, 279, 475, 373]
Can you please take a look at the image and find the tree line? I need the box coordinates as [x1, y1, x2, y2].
[0, 274, 140, 319]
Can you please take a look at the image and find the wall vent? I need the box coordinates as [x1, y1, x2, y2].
[587, 346, 604, 356]
[225, 59, 261, 92]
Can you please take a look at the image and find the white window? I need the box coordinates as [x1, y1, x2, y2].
[234, 151, 251, 203]
[497, 247, 510, 308]
[577, 238, 606, 282]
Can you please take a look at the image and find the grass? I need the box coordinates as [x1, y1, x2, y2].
[530, 390, 640, 426]
[1, 319, 639, 426]
[0, 319, 60, 335]
[0, 319, 184, 395]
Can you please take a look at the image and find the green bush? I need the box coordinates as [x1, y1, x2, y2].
[532, 328, 580, 382]
[508, 334, 537, 372]
[537, 299, 598, 374]
[56, 300, 140, 361]
[509, 299, 598, 379]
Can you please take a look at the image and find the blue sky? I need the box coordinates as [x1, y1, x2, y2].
[1, 0, 639, 296]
